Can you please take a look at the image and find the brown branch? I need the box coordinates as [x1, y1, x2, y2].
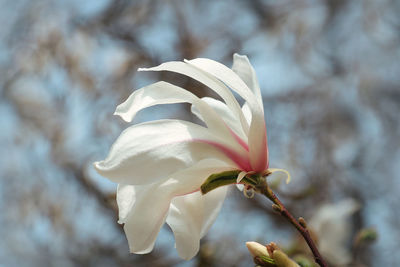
[256, 180, 328, 267]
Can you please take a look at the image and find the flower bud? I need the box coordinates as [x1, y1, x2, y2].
[272, 204, 281, 213]
[273, 250, 300, 267]
[298, 217, 307, 228]
[246, 241, 269, 258]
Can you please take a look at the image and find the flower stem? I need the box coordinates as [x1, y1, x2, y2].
[256, 180, 328, 267]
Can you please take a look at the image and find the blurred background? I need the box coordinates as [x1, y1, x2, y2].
[1, 0, 399, 266]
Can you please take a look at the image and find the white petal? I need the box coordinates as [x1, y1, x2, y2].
[232, 54, 263, 109]
[186, 58, 259, 112]
[192, 97, 247, 140]
[167, 196, 201, 260]
[123, 183, 171, 254]
[167, 187, 227, 260]
[120, 159, 232, 256]
[194, 98, 247, 154]
[248, 115, 268, 172]
[241, 102, 252, 125]
[268, 168, 291, 184]
[116, 184, 136, 224]
[236, 171, 247, 183]
[139, 61, 249, 135]
[199, 186, 228, 238]
[114, 81, 245, 155]
[186, 58, 268, 172]
[114, 81, 197, 122]
[94, 120, 237, 185]
[164, 158, 234, 196]
[236, 183, 244, 191]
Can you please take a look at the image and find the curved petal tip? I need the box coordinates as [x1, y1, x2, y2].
[268, 168, 291, 184]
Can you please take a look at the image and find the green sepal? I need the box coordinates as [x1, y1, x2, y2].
[259, 255, 277, 265]
[200, 170, 258, 195]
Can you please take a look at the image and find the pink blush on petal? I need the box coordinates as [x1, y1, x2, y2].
[228, 128, 249, 151]
[252, 132, 268, 172]
[175, 188, 200, 197]
[196, 139, 252, 172]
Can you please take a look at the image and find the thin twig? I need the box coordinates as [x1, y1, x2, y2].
[256, 180, 328, 267]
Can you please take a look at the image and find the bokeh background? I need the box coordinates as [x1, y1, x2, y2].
[1, 0, 399, 266]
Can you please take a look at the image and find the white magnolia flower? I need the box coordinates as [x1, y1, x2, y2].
[94, 54, 283, 260]
[309, 198, 360, 266]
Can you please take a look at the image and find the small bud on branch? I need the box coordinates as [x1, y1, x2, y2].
[298, 217, 307, 228]
[272, 204, 282, 213]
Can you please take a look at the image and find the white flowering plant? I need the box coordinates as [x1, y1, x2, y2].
[94, 54, 328, 266]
